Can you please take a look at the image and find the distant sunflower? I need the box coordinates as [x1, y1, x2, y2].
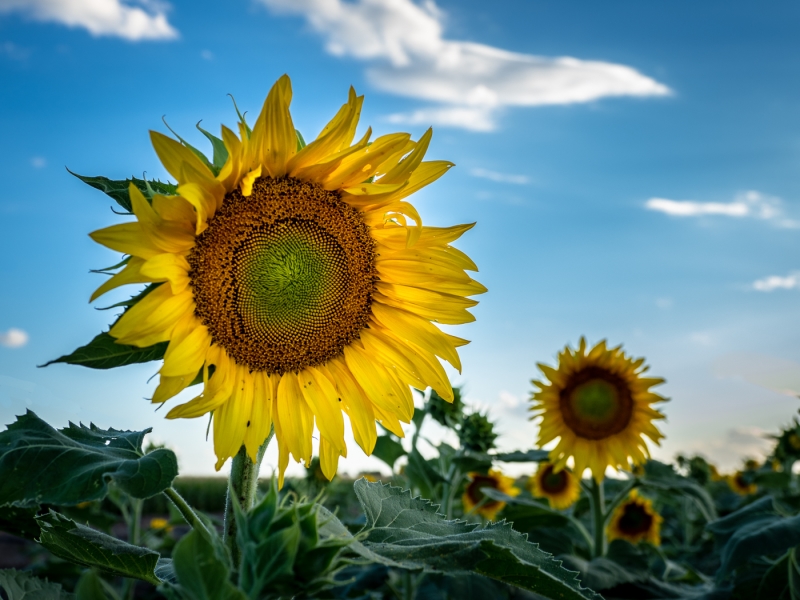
[607, 490, 662, 546]
[462, 470, 519, 521]
[527, 463, 580, 510]
[708, 464, 724, 482]
[728, 471, 757, 495]
[530, 338, 668, 481]
[89, 75, 484, 483]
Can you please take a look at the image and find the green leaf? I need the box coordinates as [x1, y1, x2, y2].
[790, 547, 800, 600]
[70, 171, 177, 213]
[42, 332, 167, 370]
[371, 435, 406, 469]
[196, 123, 229, 173]
[321, 479, 602, 599]
[160, 529, 244, 600]
[757, 551, 790, 600]
[36, 511, 167, 585]
[0, 411, 178, 507]
[74, 570, 110, 600]
[642, 460, 717, 521]
[708, 497, 800, 579]
[492, 449, 550, 463]
[0, 568, 70, 599]
[404, 449, 445, 500]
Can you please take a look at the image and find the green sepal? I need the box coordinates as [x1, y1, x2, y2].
[36, 511, 168, 585]
[0, 411, 178, 507]
[42, 332, 167, 370]
[296, 129, 307, 151]
[196, 122, 229, 173]
[70, 170, 177, 213]
[161, 118, 216, 176]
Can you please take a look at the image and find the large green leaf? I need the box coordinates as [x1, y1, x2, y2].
[371, 435, 406, 469]
[74, 570, 110, 600]
[493, 450, 550, 463]
[70, 172, 177, 213]
[708, 497, 800, 579]
[159, 529, 244, 600]
[642, 460, 717, 521]
[36, 511, 169, 585]
[0, 411, 178, 507]
[321, 479, 602, 599]
[0, 568, 71, 600]
[42, 332, 167, 370]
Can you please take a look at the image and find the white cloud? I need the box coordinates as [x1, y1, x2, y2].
[752, 272, 800, 292]
[30, 156, 46, 168]
[0, 328, 28, 348]
[645, 190, 799, 227]
[200, 49, 213, 60]
[713, 353, 800, 397]
[261, 0, 670, 131]
[470, 167, 529, 185]
[655, 297, 673, 309]
[0, 0, 178, 41]
[683, 427, 772, 470]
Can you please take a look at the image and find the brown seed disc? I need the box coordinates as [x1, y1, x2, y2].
[558, 367, 634, 440]
[539, 465, 569, 494]
[617, 502, 654, 536]
[466, 475, 502, 511]
[188, 176, 376, 374]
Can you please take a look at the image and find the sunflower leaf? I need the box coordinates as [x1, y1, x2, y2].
[318, 479, 602, 599]
[41, 332, 168, 370]
[36, 511, 168, 585]
[371, 435, 406, 469]
[0, 568, 71, 600]
[70, 171, 177, 213]
[0, 410, 178, 507]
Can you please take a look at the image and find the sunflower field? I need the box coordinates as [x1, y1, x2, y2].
[1, 77, 799, 600]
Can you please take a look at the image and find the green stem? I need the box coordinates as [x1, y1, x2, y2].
[588, 479, 606, 558]
[164, 486, 209, 534]
[124, 499, 142, 600]
[602, 479, 638, 530]
[444, 467, 462, 519]
[223, 428, 274, 567]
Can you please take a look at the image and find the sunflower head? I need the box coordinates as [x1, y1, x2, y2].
[530, 338, 668, 482]
[727, 471, 757, 496]
[606, 490, 662, 546]
[459, 411, 498, 453]
[462, 469, 520, 521]
[87, 75, 485, 483]
[526, 463, 580, 510]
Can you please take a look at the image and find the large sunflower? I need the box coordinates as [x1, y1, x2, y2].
[530, 338, 667, 481]
[462, 469, 520, 521]
[89, 75, 484, 483]
[527, 463, 581, 510]
[606, 490, 662, 546]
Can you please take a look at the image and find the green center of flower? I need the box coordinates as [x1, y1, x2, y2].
[559, 367, 634, 440]
[190, 177, 376, 374]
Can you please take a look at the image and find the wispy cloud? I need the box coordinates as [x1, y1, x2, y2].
[752, 272, 800, 292]
[260, 0, 670, 131]
[0, 328, 29, 348]
[30, 156, 46, 168]
[470, 167, 529, 185]
[0, 40, 30, 60]
[645, 190, 799, 227]
[0, 0, 178, 41]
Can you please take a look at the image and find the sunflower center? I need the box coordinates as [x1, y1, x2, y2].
[540, 466, 569, 494]
[467, 475, 501, 509]
[189, 176, 376, 374]
[559, 367, 634, 440]
[618, 502, 653, 536]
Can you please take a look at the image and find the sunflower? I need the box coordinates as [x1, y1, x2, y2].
[527, 463, 581, 510]
[607, 490, 662, 546]
[89, 75, 484, 484]
[530, 338, 668, 481]
[728, 471, 757, 495]
[462, 469, 520, 521]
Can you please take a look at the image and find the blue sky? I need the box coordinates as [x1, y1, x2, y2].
[1, 0, 799, 477]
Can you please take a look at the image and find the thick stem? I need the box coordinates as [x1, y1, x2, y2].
[223, 429, 274, 567]
[589, 479, 606, 558]
[123, 499, 143, 600]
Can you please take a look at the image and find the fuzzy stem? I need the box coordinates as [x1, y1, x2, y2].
[589, 478, 606, 558]
[164, 487, 209, 534]
[223, 428, 274, 567]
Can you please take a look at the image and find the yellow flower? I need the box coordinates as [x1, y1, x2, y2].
[462, 469, 520, 521]
[708, 464, 724, 482]
[607, 490, 662, 546]
[728, 471, 757, 495]
[530, 338, 668, 482]
[89, 75, 484, 484]
[527, 463, 580, 510]
[150, 517, 172, 532]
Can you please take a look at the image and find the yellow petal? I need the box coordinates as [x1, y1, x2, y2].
[111, 286, 193, 346]
[343, 343, 413, 422]
[89, 222, 162, 259]
[152, 373, 195, 405]
[213, 368, 253, 470]
[90, 257, 152, 303]
[319, 436, 342, 481]
[297, 367, 345, 453]
[239, 165, 262, 197]
[322, 133, 411, 190]
[325, 360, 377, 455]
[152, 194, 197, 227]
[140, 253, 191, 294]
[379, 128, 432, 185]
[250, 74, 296, 178]
[276, 373, 313, 464]
[161, 321, 210, 377]
[243, 371, 273, 462]
[150, 130, 213, 183]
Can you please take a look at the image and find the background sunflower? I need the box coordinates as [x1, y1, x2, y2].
[462, 469, 520, 520]
[527, 462, 580, 510]
[606, 490, 662, 546]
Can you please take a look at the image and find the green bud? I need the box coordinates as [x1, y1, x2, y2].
[459, 411, 498, 453]
[427, 386, 464, 429]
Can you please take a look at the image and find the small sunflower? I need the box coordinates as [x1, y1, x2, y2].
[462, 469, 520, 521]
[607, 490, 662, 546]
[530, 338, 668, 481]
[708, 464, 724, 482]
[88, 75, 484, 483]
[728, 471, 757, 495]
[527, 463, 580, 510]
